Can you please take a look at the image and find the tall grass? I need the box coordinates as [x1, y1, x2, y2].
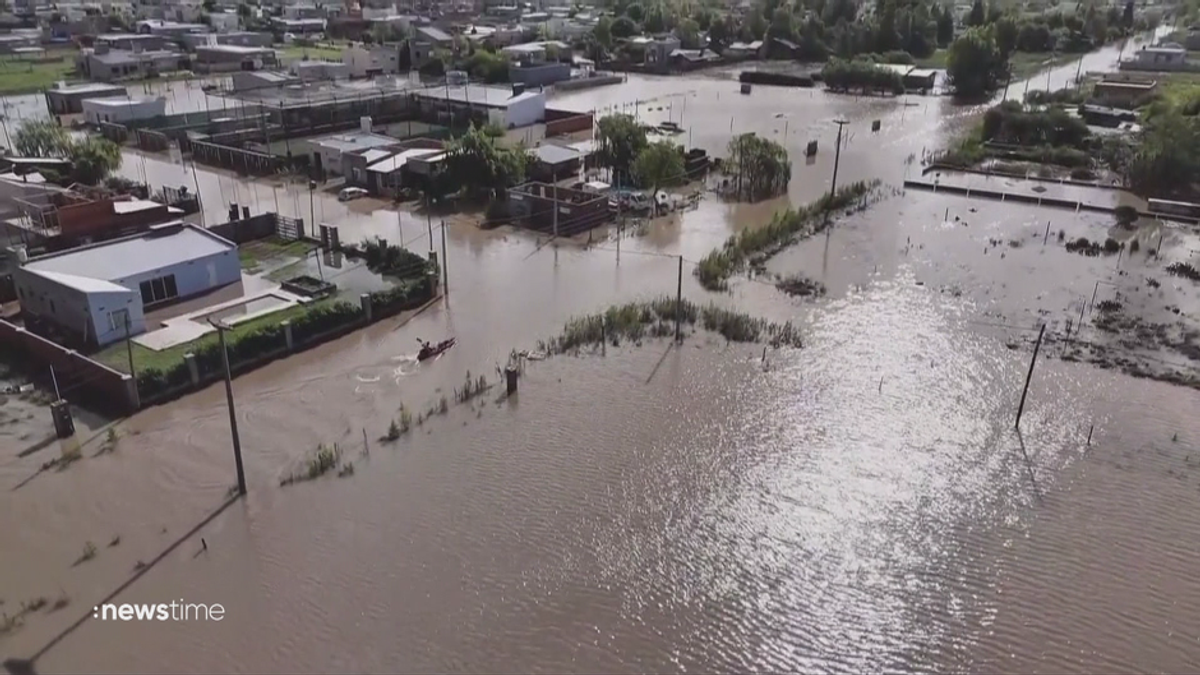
[696, 180, 879, 290]
[538, 297, 802, 354]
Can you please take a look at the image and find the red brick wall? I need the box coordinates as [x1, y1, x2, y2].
[0, 319, 134, 413]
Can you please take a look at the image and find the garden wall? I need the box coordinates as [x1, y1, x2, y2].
[0, 319, 137, 414]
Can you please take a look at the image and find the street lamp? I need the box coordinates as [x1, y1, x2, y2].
[208, 318, 246, 495]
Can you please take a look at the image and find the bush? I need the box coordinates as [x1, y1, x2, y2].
[370, 277, 435, 315]
[821, 58, 905, 95]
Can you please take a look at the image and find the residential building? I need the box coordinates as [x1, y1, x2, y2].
[45, 82, 128, 114]
[1121, 44, 1196, 72]
[307, 127, 403, 177]
[283, 2, 322, 19]
[208, 10, 240, 32]
[0, 32, 39, 53]
[529, 142, 580, 181]
[412, 83, 545, 129]
[410, 25, 453, 68]
[13, 222, 240, 347]
[502, 40, 572, 86]
[626, 35, 680, 66]
[722, 40, 763, 60]
[193, 44, 278, 72]
[82, 95, 166, 124]
[1186, 30, 1200, 51]
[231, 69, 299, 91]
[1093, 76, 1158, 107]
[903, 67, 937, 91]
[290, 59, 350, 81]
[362, 146, 443, 196]
[271, 17, 327, 34]
[136, 19, 208, 41]
[669, 48, 720, 71]
[179, 31, 274, 50]
[506, 182, 609, 234]
[95, 33, 168, 51]
[78, 46, 188, 81]
[342, 43, 401, 77]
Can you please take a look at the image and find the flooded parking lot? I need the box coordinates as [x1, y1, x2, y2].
[4, 30, 1200, 674]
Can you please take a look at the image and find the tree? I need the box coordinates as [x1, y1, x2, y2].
[69, 136, 122, 185]
[726, 133, 790, 201]
[936, 4, 954, 46]
[874, 0, 900, 52]
[596, 113, 648, 184]
[594, 15, 613, 47]
[14, 119, 70, 157]
[708, 15, 731, 48]
[236, 2, 251, 18]
[994, 15, 1018, 58]
[625, 2, 644, 22]
[643, 5, 666, 33]
[632, 141, 685, 191]
[1127, 111, 1200, 197]
[676, 18, 701, 49]
[946, 27, 1006, 98]
[768, 6, 795, 41]
[1122, 0, 1134, 27]
[745, 6, 767, 40]
[465, 50, 509, 82]
[444, 124, 528, 199]
[611, 16, 638, 38]
[966, 0, 985, 27]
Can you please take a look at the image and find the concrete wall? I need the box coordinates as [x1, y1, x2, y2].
[504, 92, 546, 129]
[82, 96, 167, 125]
[206, 212, 276, 243]
[109, 246, 241, 305]
[510, 62, 571, 87]
[15, 270, 95, 343]
[0, 318, 137, 413]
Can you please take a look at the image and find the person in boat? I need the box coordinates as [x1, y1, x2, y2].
[418, 340, 433, 358]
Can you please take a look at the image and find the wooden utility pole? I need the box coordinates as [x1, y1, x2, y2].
[440, 220, 448, 297]
[829, 119, 848, 201]
[124, 313, 136, 383]
[675, 255, 683, 343]
[1015, 324, 1046, 430]
[209, 320, 247, 495]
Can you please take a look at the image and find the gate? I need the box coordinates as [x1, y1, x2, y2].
[275, 213, 304, 241]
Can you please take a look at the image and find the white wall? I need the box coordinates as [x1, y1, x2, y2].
[13, 270, 145, 346]
[504, 91, 545, 128]
[82, 96, 167, 125]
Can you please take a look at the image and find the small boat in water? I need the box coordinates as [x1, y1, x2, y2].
[417, 338, 456, 361]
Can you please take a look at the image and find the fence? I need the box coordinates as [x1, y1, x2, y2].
[191, 139, 283, 176]
[0, 319, 138, 414]
[545, 110, 594, 137]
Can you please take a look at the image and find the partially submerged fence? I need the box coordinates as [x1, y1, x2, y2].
[0, 319, 138, 414]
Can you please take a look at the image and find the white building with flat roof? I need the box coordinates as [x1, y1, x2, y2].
[13, 222, 240, 347]
[82, 95, 167, 124]
[413, 84, 545, 129]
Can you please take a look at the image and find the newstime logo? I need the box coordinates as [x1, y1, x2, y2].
[93, 601, 225, 621]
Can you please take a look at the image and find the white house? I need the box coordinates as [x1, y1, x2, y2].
[82, 95, 167, 124]
[342, 43, 400, 77]
[1121, 44, 1198, 72]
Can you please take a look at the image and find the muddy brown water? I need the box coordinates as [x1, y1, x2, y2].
[5, 30, 1200, 674]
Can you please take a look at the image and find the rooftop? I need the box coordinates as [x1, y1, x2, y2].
[533, 143, 580, 166]
[413, 84, 542, 108]
[89, 49, 182, 65]
[46, 82, 127, 94]
[416, 26, 453, 42]
[197, 44, 275, 54]
[310, 130, 400, 154]
[366, 147, 439, 173]
[502, 40, 570, 54]
[24, 222, 236, 284]
[82, 96, 163, 108]
[23, 269, 132, 294]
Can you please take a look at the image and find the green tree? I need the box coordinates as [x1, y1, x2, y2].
[632, 140, 685, 191]
[444, 124, 528, 199]
[594, 15, 613, 47]
[1127, 111, 1200, 197]
[68, 136, 122, 185]
[1122, 0, 1134, 27]
[936, 4, 954, 46]
[946, 27, 1006, 98]
[625, 2, 644, 22]
[768, 6, 795, 41]
[596, 113, 648, 184]
[611, 16, 638, 38]
[15, 119, 71, 157]
[745, 6, 767, 40]
[676, 18, 701, 48]
[643, 4, 666, 33]
[966, 0, 985, 27]
[708, 15, 731, 48]
[994, 15, 1018, 58]
[726, 133, 790, 201]
[465, 50, 509, 82]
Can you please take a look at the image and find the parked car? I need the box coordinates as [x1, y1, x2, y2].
[338, 187, 368, 202]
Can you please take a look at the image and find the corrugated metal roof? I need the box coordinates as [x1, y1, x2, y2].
[366, 148, 439, 173]
[25, 223, 235, 283]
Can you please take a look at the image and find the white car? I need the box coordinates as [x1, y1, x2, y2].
[338, 187, 368, 202]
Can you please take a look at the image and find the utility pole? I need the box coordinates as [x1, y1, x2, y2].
[829, 118, 848, 201]
[208, 319, 247, 496]
[1074, 54, 1084, 85]
[308, 179, 316, 239]
[674, 255, 683, 343]
[125, 313, 136, 383]
[1015, 324, 1046, 430]
[551, 168, 559, 238]
[440, 219, 448, 297]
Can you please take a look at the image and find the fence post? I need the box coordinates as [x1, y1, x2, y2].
[360, 293, 373, 323]
[281, 320, 294, 351]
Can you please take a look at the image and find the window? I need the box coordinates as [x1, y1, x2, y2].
[138, 273, 179, 306]
[108, 308, 129, 333]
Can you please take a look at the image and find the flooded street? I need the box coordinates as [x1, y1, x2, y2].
[5, 30, 1200, 674]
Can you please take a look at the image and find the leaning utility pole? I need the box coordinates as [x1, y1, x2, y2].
[829, 118, 848, 202]
[1015, 324, 1046, 430]
[209, 319, 247, 495]
[675, 255, 683, 342]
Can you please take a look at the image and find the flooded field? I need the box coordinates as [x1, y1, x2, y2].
[4, 30, 1200, 674]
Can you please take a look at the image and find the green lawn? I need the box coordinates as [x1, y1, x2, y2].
[0, 56, 77, 95]
[238, 237, 316, 272]
[914, 49, 949, 70]
[279, 43, 346, 61]
[94, 299, 331, 375]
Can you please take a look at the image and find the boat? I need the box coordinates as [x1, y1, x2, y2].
[417, 338, 456, 361]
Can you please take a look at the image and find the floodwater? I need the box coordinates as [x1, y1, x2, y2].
[5, 29, 1200, 674]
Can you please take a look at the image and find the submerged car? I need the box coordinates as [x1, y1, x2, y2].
[338, 187, 369, 202]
